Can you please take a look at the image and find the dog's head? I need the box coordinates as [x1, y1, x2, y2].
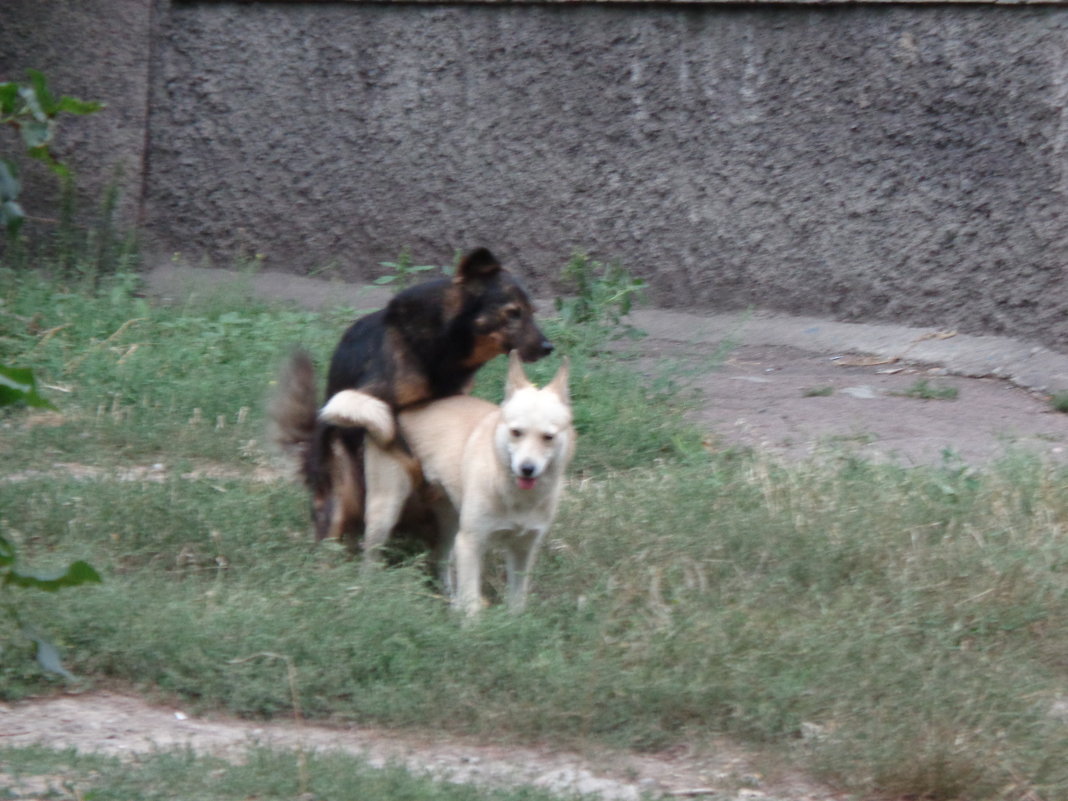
[495, 351, 574, 491]
[455, 248, 553, 366]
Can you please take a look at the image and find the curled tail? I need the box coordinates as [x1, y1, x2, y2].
[269, 349, 389, 547]
[268, 349, 321, 487]
[319, 389, 395, 447]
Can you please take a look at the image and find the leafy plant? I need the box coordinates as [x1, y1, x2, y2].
[1, 69, 103, 238]
[374, 248, 449, 290]
[552, 251, 646, 355]
[1, 364, 101, 680]
[1050, 391, 1068, 414]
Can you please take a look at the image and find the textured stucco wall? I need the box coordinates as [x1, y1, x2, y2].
[5, 2, 1068, 349]
[143, 2, 1068, 348]
[0, 0, 151, 232]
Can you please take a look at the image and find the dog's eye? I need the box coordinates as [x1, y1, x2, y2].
[542, 433, 554, 443]
[505, 306, 522, 320]
[510, 428, 523, 438]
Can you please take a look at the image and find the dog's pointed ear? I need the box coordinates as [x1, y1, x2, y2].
[545, 356, 570, 404]
[505, 350, 533, 399]
[454, 248, 502, 285]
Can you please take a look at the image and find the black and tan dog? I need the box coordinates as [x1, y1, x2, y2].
[271, 248, 553, 552]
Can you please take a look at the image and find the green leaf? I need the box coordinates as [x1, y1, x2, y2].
[22, 625, 76, 680]
[0, 364, 58, 410]
[26, 145, 69, 179]
[0, 159, 20, 201]
[5, 560, 103, 592]
[17, 84, 46, 123]
[26, 69, 56, 115]
[0, 82, 18, 115]
[35, 637, 76, 679]
[1, 200, 23, 237]
[56, 96, 104, 116]
[0, 534, 15, 568]
[20, 120, 53, 150]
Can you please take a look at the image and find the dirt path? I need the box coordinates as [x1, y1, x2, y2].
[0, 691, 836, 801]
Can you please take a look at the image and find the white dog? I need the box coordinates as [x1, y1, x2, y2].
[320, 352, 575, 616]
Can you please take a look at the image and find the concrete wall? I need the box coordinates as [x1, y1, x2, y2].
[4, 1, 1068, 350]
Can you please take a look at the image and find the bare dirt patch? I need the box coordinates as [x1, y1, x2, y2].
[678, 342, 1068, 466]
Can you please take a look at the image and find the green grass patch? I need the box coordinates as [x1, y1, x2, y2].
[4, 268, 1068, 800]
[0, 268, 701, 475]
[0, 744, 572, 801]
[899, 377, 960, 401]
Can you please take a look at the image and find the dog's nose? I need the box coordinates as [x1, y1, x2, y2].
[540, 340, 554, 356]
[520, 462, 537, 478]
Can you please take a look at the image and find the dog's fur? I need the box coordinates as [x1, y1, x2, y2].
[321, 352, 574, 616]
[270, 248, 553, 551]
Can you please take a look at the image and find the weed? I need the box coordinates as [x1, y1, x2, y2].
[803, 386, 834, 397]
[374, 247, 450, 290]
[1050, 391, 1068, 413]
[552, 251, 646, 355]
[899, 378, 959, 401]
[1, 70, 103, 239]
[1, 364, 101, 681]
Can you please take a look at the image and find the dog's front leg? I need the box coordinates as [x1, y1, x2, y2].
[504, 530, 545, 613]
[430, 502, 460, 599]
[452, 529, 485, 617]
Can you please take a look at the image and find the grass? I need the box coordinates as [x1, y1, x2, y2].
[899, 377, 960, 401]
[0, 267, 698, 476]
[4, 266, 1068, 800]
[0, 744, 574, 801]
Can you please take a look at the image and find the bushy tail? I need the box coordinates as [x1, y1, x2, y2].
[319, 389, 395, 447]
[268, 349, 320, 484]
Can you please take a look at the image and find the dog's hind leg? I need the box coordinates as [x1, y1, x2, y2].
[362, 442, 413, 572]
[325, 434, 366, 550]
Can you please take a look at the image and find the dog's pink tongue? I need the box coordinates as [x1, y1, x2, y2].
[517, 476, 538, 490]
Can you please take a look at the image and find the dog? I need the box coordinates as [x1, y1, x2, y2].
[270, 248, 553, 552]
[320, 351, 575, 616]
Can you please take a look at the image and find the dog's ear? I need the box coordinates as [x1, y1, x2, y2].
[505, 350, 533, 400]
[545, 356, 570, 405]
[454, 248, 502, 285]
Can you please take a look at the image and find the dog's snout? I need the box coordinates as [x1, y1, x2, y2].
[520, 461, 537, 478]
[519, 337, 554, 362]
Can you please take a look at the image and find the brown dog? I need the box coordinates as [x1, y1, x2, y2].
[271, 248, 553, 553]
